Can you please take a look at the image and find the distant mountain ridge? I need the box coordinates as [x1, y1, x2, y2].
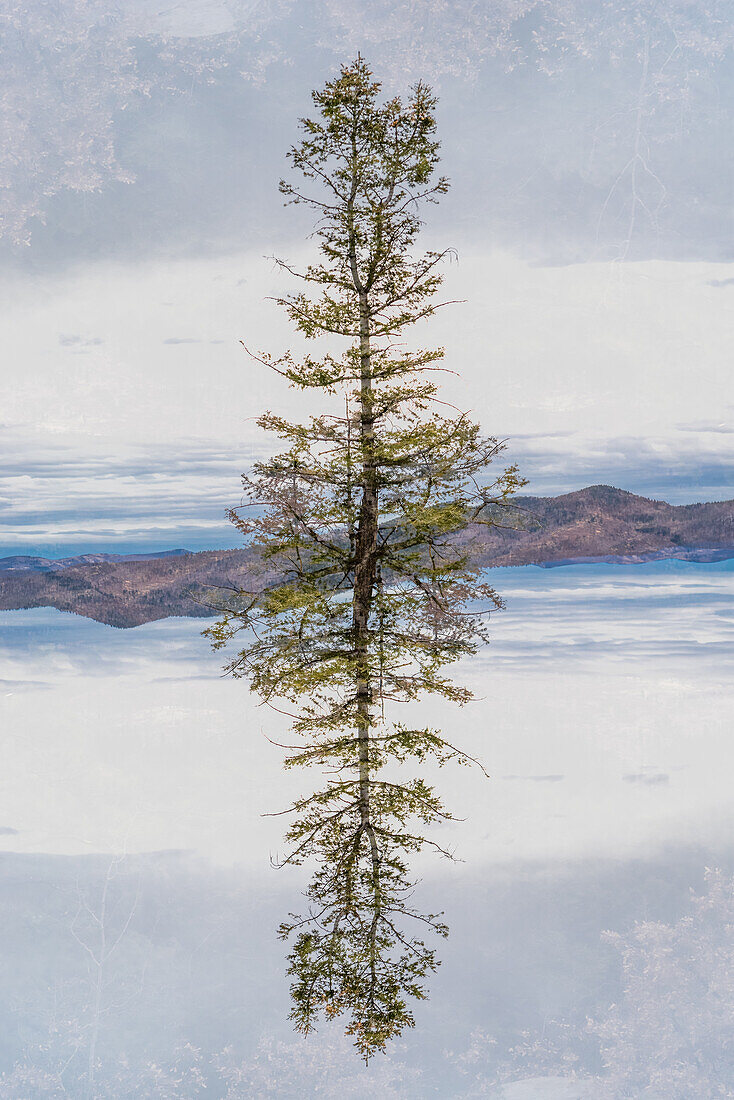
[0, 486, 731, 628]
[0, 549, 191, 572]
[468, 484, 734, 568]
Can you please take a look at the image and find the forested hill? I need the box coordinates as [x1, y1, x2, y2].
[1, 486, 732, 628]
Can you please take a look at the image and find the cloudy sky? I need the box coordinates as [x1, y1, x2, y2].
[2, 0, 732, 555]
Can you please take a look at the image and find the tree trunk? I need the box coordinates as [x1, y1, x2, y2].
[353, 286, 378, 861]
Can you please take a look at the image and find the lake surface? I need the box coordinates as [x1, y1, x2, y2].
[0, 560, 732, 1096]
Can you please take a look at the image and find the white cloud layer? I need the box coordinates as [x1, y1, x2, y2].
[1, 561, 731, 864]
[1, 251, 731, 549]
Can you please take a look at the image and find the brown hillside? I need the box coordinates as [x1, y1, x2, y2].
[0, 486, 731, 627]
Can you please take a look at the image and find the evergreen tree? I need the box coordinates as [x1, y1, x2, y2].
[206, 57, 524, 1060]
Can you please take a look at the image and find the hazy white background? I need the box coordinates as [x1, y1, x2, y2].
[1, 2, 732, 1096]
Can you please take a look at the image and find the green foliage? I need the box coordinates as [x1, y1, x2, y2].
[207, 56, 524, 1060]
